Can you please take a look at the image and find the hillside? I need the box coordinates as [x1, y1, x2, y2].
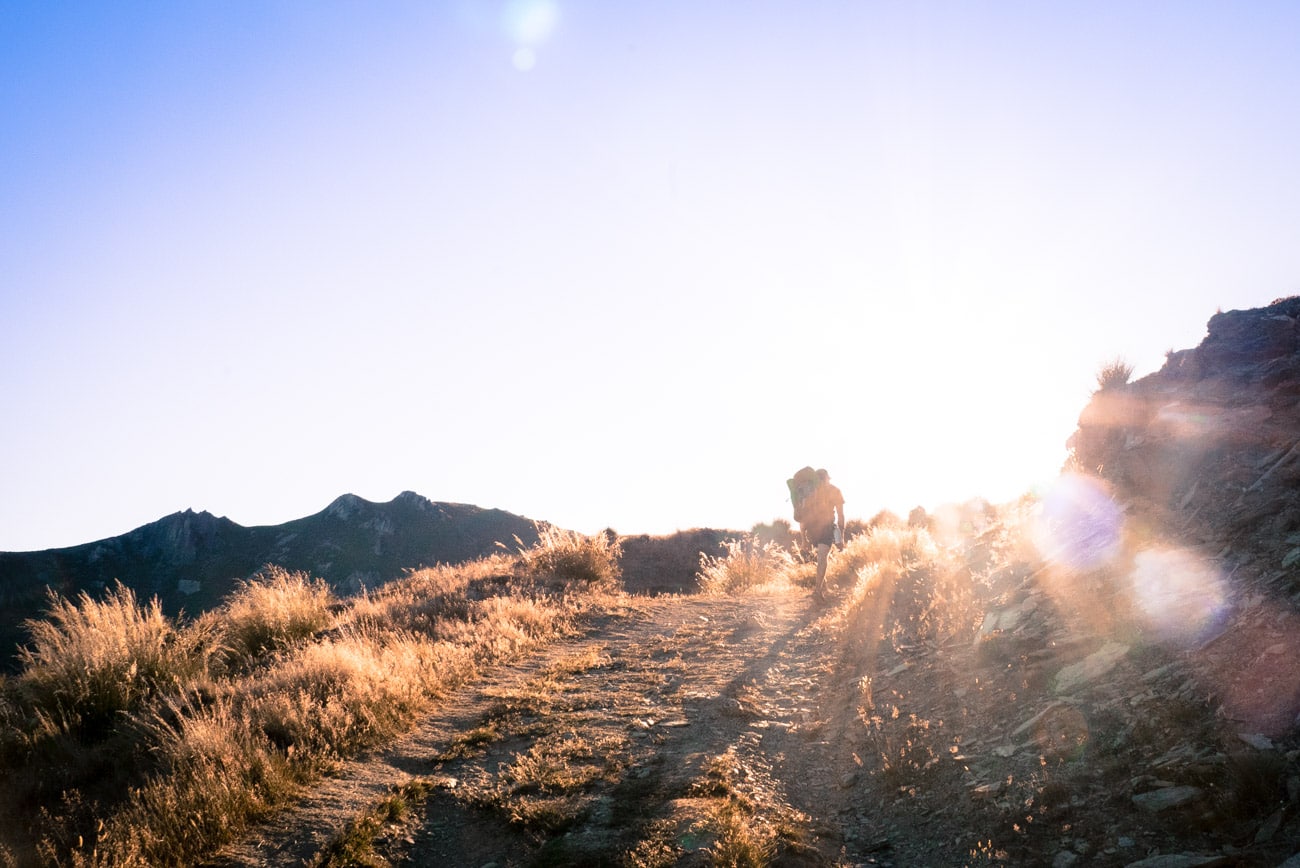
[1072, 296, 1300, 595]
[200, 298, 1300, 867]
[0, 492, 542, 670]
[3, 299, 1299, 866]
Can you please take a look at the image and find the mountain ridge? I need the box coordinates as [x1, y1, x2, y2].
[0, 491, 543, 670]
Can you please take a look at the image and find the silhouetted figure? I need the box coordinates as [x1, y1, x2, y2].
[800, 468, 845, 604]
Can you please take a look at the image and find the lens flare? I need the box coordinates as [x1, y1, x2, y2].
[502, 0, 559, 45]
[512, 47, 537, 71]
[1125, 548, 1227, 646]
[1030, 474, 1123, 572]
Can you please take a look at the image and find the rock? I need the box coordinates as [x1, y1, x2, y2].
[1012, 700, 1067, 737]
[1053, 850, 1079, 867]
[1122, 855, 1222, 868]
[1131, 786, 1204, 812]
[1237, 732, 1275, 750]
[1054, 642, 1130, 694]
[1254, 807, 1285, 844]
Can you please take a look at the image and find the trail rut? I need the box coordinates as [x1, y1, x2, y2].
[207, 590, 878, 866]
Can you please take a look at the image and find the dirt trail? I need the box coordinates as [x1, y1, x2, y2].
[208, 590, 881, 867]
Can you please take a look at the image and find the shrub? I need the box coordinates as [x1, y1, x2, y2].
[17, 582, 215, 738]
[836, 525, 979, 649]
[247, 627, 446, 769]
[826, 525, 938, 591]
[697, 537, 795, 594]
[518, 525, 622, 589]
[220, 567, 336, 667]
[89, 696, 295, 867]
[1095, 356, 1134, 392]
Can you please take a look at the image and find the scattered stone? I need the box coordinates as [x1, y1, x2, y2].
[1131, 786, 1204, 813]
[1142, 663, 1176, 682]
[1151, 743, 1196, 768]
[1053, 642, 1130, 694]
[1237, 732, 1274, 750]
[1122, 855, 1223, 867]
[1053, 850, 1079, 867]
[1254, 807, 1285, 844]
[1012, 700, 1066, 738]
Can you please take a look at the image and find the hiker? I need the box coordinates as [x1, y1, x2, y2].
[791, 468, 845, 604]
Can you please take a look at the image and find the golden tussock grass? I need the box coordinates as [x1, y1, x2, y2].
[15, 582, 217, 740]
[218, 567, 336, 668]
[0, 528, 621, 867]
[696, 537, 796, 594]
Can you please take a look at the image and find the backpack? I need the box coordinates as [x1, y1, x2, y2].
[786, 466, 820, 523]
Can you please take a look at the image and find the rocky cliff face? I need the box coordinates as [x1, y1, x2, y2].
[0, 492, 541, 670]
[1070, 295, 1300, 597]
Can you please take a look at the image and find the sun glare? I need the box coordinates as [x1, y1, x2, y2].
[502, 0, 559, 46]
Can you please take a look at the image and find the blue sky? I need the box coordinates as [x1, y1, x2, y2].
[3, 1, 1299, 551]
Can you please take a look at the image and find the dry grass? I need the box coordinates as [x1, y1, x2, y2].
[0, 528, 622, 867]
[310, 777, 440, 868]
[1095, 356, 1134, 392]
[518, 524, 623, 589]
[688, 750, 813, 867]
[218, 567, 336, 668]
[15, 582, 217, 740]
[696, 537, 796, 594]
[477, 730, 632, 833]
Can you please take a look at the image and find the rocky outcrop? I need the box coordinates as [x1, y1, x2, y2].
[1069, 296, 1300, 596]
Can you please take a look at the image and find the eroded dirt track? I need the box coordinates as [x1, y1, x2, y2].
[209, 591, 879, 867]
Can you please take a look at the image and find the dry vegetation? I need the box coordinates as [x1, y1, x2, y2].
[8, 504, 1271, 866]
[0, 529, 621, 867]
[290, 521, 957, 868]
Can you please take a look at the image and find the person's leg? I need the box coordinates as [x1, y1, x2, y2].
[814, 542, 831, 599]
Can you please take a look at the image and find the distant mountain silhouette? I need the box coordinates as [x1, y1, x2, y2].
[0, 491, 542, 670]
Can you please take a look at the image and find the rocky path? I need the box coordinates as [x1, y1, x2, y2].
[208, 590, 882, 867]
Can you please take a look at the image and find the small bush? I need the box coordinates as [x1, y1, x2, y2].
[697, 537, 795, 594]
[1095, 356, 1134, 392]
[17, 582, 215, 738]
[249, 627, 444, 767]
[220, 567, 336, 667]
[518, 525, 622, 589]
[826, 525, 938, 591]
[90, 696, 295, 867]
